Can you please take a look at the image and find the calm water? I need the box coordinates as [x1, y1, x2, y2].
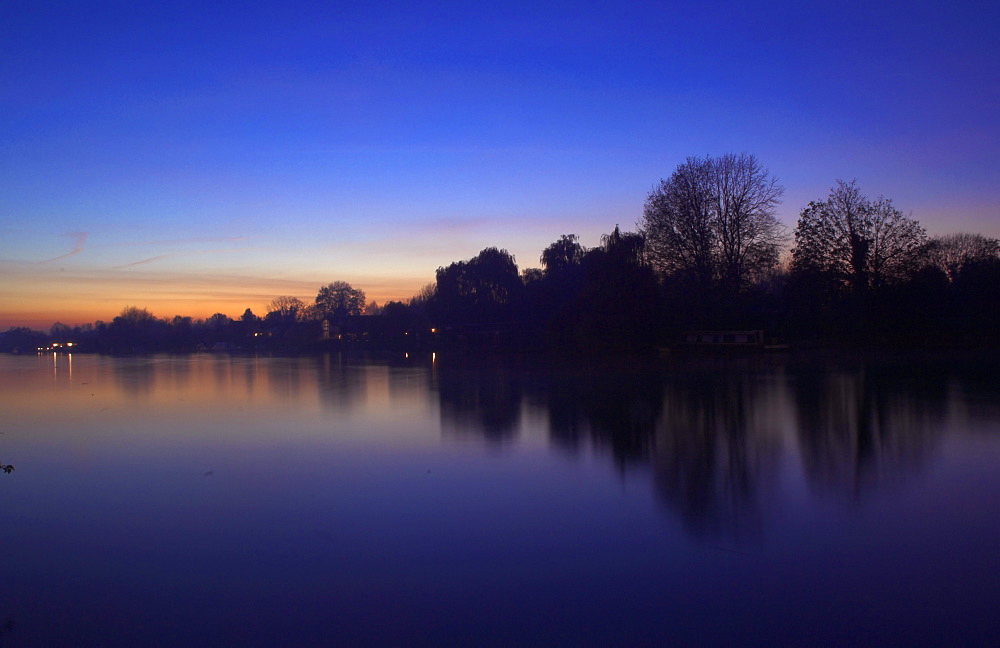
[1, 351, 998, 646]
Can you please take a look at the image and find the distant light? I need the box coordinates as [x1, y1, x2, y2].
[430, 328, 436, 333]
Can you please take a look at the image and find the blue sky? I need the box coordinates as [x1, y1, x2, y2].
[2, 0, 998, 327]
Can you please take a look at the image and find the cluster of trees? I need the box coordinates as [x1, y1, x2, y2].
[3, 153, 998, 354]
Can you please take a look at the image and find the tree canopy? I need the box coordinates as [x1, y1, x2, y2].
[640, 153, 784, 292]
[434, 247, 521, 325]
[540, 234, 586, 275]
[266, 296, 306, 321]
[315, 282, 366, 319]
[791, 180, 927, 292]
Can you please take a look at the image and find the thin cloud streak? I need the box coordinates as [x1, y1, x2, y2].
[126, 235, 250, 247]
[117, 255, 173, 268]
[40, 231, 87, 263]
[112, 245, 270, 269]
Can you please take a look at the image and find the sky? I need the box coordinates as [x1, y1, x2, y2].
[2, 0, 998, 329]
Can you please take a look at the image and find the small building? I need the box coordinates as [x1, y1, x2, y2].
[680, 330, 764, 348]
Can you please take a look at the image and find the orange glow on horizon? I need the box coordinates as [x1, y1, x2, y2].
[0, 274, 428, 330]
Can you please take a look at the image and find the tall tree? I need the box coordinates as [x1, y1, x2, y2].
[640, 153, 784, 292]
[540, 234, 586, 275]
[791, 180, 927, 292]
[315, 282, 366, 319]
[641, 157, 715, 288]
[711, 153, 786, 290]
[572, 225, 659, 350]
[601, 225, 647, 267]
[434, 247, 521, 325]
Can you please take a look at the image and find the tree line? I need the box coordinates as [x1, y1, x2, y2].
[3, 153, 998, 353]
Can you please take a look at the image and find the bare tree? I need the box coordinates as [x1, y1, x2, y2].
[412, 282, 436, 306]
[114, 305, 156, 325]
[640, 153, 784, 292]
[266, 296, 306, 321]
[792, 180, 927, 292]
[926, 233, 1000, 281]
[711, 153, 785, 290]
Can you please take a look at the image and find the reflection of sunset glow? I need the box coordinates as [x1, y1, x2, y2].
[1, 353, 999, 646]
[0, 354, 436, 445]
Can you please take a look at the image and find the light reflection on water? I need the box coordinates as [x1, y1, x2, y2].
[0, 352, 998, 646]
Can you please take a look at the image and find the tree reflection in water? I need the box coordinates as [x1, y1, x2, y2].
[314, 352, 368, 413]
[432, 352, 969, 539]
[791, 355, 947, 499]
[435, 354, 524, 443]
[650, 359, 784, 538]
[542, 357, 663, 464]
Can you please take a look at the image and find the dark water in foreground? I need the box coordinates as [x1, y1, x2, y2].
[1, 351, 998, 646]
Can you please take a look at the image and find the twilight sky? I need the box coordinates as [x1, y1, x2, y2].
[2, 0, 998, 329]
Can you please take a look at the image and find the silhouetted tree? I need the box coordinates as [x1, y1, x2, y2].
[315, 282, 366, 319]
[572, 226, 660, 350]
[791, 180, 927, 293]
[49, 322, 72, 342]
[433, 247, 521, 328]
[540, 234, 587, 275]
[926, 233, 1000, 282]
[206, 312, 232, 329]
[951, 255, 1000, 344]
[166, 315, 196, 350]
[641, 153, 785, 293]
[600, 225, 647, 267]
[115, 306, 156, 326]
[103, 306, 166, 352]
[266, 296, 306, 321]
[521, 267, 544, 285]
[0, 327, 48, 353]
[413, 282, 436, 306]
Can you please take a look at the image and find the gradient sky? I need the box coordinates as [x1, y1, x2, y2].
[3, 0, 998, 329]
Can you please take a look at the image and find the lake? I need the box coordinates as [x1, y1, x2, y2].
[1, 351, 998, 646]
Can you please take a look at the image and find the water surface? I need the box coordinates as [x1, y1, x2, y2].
[1, 352, 998, 645]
